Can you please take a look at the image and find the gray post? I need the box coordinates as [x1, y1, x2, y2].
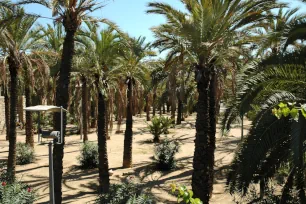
[38, 112, 41, 143]
[48, 142, 55, 204]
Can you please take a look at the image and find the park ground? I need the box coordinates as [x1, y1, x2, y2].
[0, 114, 250, 204]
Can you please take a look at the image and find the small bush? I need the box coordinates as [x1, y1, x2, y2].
[0, 181, 36, 203]
[16, 143, 35, 165]
[0, 162, 36, 203]
[148, 116, 173, 143]
[78, 142, 99, 169]
[154, 138, 180, 170]
[170, 183, 202, 204]
[96, 183, 154, 204]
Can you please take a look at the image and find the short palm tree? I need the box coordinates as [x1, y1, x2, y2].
[148, 0, 281, 201]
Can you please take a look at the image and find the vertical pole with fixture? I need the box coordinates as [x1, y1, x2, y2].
[48, 142, 55, 204]
[60, 106, 63, 144]
[37, 112, 41, 143]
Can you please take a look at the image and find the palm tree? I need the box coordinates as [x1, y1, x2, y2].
[112, 36, 154, 168]
[148, 0, 281, 201]
[0, 7, 45, 180]
[77, 22, 123, 192]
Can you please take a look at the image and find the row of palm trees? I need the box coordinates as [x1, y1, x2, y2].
[2, 0, 306, 203]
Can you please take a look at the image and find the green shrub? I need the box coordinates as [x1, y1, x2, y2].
[148, 116, 173, 143]
[0, 181, 36, 204]
[78, 142, 99, 169]
[0, 162, 36, 203]
[170, 183, 202, 204]
[127, 194, 154, 204]
[16, 143, 35, 165]
[96, 183, 154, 204]
[154, 138, 180, 170]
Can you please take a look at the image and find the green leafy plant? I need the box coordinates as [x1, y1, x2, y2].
[78, 142, 99, 169]
[170, 183, 202, 204]
[272, 102, 306, 121]
[154, 138, 180, 170]
[16, 143, 35, 165]
[96, 183, 154, 204]
[0, 181, 36, 204]
[127, 194, 154, 204]
[148, 116, 173, 143]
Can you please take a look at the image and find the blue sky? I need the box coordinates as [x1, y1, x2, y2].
[23, 0, 306, 43]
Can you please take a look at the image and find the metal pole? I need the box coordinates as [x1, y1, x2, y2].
[38, 112, 41, 143]
[60, 107, 63, 144]
[48, 142, 55, 204]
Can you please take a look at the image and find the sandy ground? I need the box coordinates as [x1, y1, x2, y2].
[0, 114, 250, 204]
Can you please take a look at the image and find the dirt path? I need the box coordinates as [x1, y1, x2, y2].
[0, 114, 249, 203]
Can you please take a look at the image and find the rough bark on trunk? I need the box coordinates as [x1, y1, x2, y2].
[17, 96, 24, 124]
[176, 99, 182, 125]
[81, 75, 88, 142]
[145, 95, 150, 121]
[106, 99, 110, 140]
[192, 66, 212, 203]
[90, 98, 97, 128]
[208, 70, 217, 197]
[4, 87, 10, 141]
[96, 78, 110, 193]
[53, 29, 76, 204]
[25, 84, 34, 148]
[153, 90, 156, 116]
[123, 79, 133, 168]
[7, 56, 20, 181]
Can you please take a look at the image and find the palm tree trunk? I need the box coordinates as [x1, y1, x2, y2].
[7, 56, 20, 181]
[96, 78, 110, 193]
[91, 98, 97, 128]
[192, 67, 212, 203]
[53, 29, 76, 204]
[106, 99, 110, 140]
[81, 75, 88, 142]
[25, 84, 34, 148]
[171, 95, 176, 124]
[208, 70, 217, 197]
[4, 87, 10, 141]
[18, 96, 24, 124]
[145, 95, 150, 121]
[123, 79, 133, 168]
[292, 114, 306, 203]
[176, 98, 182, 125]
[162, 103, 165, 114]
[153, 90, 156, 116]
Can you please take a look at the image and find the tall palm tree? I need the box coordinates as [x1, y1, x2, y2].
[77, 22, 122, 192]
[0, 7, 44, 180]
[112, 36, 154, 168]
[148, 0, 281, 201]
